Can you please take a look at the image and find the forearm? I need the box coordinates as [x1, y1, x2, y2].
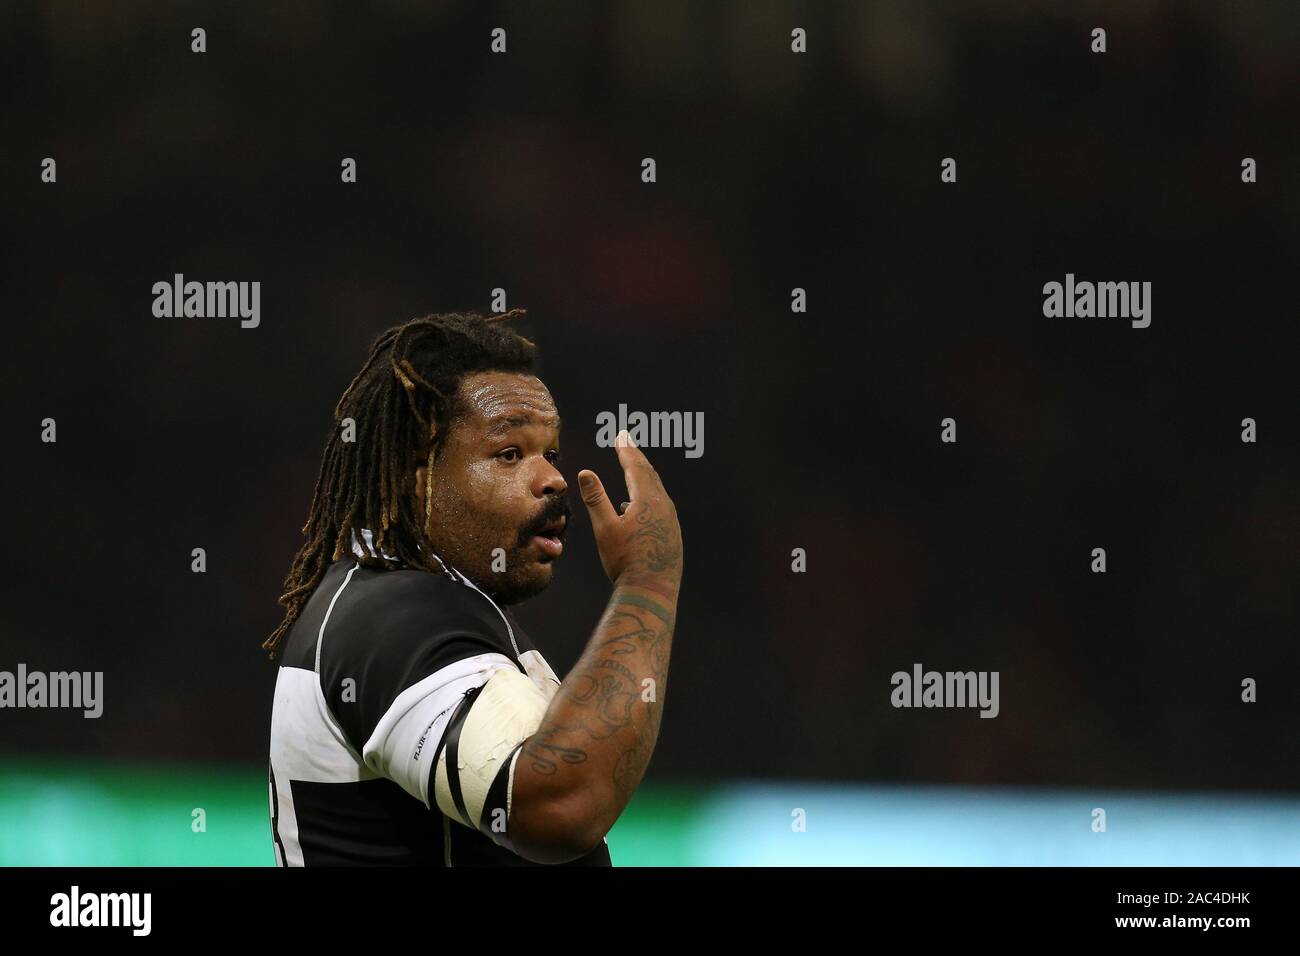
[516, 572, 678, 845]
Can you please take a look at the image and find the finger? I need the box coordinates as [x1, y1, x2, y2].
[618, 501, 631, 515]
[577, 469, 618, 535]
[614, 430, 658, 501]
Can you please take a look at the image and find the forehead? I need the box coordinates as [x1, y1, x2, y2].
[454, 371, 559, 435]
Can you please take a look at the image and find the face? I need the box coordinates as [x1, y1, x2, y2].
[413, 370, 570, 604]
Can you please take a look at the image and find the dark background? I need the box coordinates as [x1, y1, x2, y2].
[3, 1, 1296, 792]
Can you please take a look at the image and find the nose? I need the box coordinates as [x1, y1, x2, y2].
[534, 457, 567, 499]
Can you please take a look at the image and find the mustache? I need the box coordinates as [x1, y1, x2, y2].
[517, 493, 573, 547]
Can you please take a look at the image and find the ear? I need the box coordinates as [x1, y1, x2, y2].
[412, 431, 441, 506]
[412, 436, 435, 485]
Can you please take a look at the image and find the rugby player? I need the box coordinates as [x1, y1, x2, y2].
[264, 310, 682, 865]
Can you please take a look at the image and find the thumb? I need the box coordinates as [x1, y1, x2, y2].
[577, 469, 618, 534]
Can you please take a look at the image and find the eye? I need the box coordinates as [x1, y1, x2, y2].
[497, 447, 521, 463]
[544, 449, 561, 465]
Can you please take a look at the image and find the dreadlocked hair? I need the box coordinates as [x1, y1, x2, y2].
[262, 309, 537, 660]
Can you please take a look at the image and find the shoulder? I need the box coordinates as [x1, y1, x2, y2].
[326, 561, 519, 663]
[313, 561, 524, 748]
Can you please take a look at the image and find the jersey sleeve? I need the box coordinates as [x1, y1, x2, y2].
[315, 573, 524, 809]
[427, 666, 555, 849]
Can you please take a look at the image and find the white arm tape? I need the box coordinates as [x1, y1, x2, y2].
[432, 667, 551, 839]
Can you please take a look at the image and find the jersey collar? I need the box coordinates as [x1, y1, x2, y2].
[350, 527, 455, 578]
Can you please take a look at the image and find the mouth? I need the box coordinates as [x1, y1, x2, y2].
[530, 517, 567, 559]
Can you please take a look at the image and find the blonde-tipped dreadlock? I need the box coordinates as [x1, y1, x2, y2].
[262, 309, 536, 660]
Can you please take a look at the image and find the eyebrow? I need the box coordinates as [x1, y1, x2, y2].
[484, 414, 562, 439]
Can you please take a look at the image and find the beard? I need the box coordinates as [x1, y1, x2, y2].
[422, 491, 572, 606]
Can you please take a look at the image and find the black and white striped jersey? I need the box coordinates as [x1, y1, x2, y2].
[267, 529, 612, 866]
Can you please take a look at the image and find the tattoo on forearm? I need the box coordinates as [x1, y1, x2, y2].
[629, 510, 682, 574]
[529, 580, 677, 799]
[522, 730, 588, 776]
[614, 592, 675, 627]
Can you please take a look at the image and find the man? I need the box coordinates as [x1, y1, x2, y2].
[264, 310, 683, 866]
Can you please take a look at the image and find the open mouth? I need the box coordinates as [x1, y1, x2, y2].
[530, 517, 567, 558]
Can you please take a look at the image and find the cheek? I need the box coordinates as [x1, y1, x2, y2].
[459, 460, 504, 505]
[457, 462, 531, 527]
